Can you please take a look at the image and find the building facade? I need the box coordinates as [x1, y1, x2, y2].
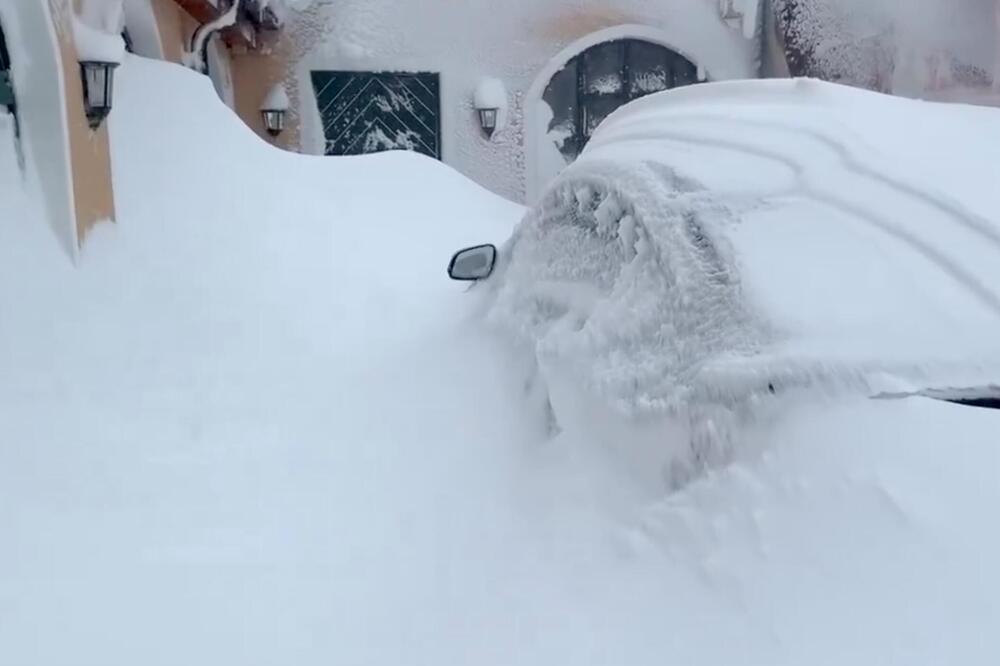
[272, 0, 767, 203]
[1, 0, 116, 257]
[220, 0, 1000, 203]
[0, 0, 288, 257]
[2, 0, 998, 258]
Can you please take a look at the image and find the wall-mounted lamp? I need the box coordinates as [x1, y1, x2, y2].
[261, 108, 286, 136]
[80, 60, 118, 130]
[477, 107, 499, 138]
[260, 83, 290, 138]
[473, 78, 507, 141]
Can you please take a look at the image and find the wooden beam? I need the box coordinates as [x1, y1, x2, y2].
[173, 0, 257, 50]
[172, 0, 218, 24]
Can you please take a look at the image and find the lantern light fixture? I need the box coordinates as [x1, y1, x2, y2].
[473, 77, 507, 141]
[261, 108, 286, 136]
[260, 83, 290, 138]
[80, 60, 118, 130]
[477, 107, 499, 138]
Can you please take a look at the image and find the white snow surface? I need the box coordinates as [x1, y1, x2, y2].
[489, 78, 1000, 416]
[3, 56, 1000, 666]
[261, 82, 290, 111]
[473, 77, 509, 134]
[72, 14, 126, 62]
[473, 77, 507, 110]
[74, 0, 126, 62]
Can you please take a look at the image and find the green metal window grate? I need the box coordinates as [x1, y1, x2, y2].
[311, 71, 441, 159]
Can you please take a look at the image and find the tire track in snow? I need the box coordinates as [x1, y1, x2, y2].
[588, 125, 1000, 319]
[668, 113, 1000, 252]
[806, 191, 1000, 318]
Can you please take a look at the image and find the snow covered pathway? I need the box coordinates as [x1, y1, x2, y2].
[3, 58, 1000, 666]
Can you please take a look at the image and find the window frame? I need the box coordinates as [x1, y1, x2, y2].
[547, 39, 702, 160]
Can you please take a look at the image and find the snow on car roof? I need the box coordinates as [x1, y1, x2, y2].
[517, 79, 1000, 406]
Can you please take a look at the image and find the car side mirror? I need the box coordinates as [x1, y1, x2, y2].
[448, 244, 497, 281]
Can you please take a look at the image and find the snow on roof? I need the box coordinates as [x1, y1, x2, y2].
[586, 77, 1000, 218]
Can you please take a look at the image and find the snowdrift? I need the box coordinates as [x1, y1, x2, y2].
[0, 54, 522, 399]
[3, 56, 1000, 666]
[490, 78, 1000, 413]
[0, 56, 532, 665]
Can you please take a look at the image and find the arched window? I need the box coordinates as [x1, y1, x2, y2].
[542, 39, 702, 162]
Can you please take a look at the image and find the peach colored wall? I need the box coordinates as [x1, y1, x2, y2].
[239, 4, 340, 153]
[231, 47, 297, 150]
[114, 0, 301, 153]
[536, 8, 638, 42]
[150, 0, 195, 64]
[146, 2, 302, 150]
[50, 0, 115, 247]
[152, 0, 268, 142]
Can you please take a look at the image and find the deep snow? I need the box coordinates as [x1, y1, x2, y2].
[2, 56, 1000, 666]
[491, 78, 1000, 420]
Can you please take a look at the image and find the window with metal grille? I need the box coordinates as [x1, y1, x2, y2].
[312, 71, 441, 160]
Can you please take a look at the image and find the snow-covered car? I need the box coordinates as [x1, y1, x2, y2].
[450, 78, 1000, 426]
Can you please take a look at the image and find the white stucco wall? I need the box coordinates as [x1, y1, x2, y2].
[288, 0, 759, 203]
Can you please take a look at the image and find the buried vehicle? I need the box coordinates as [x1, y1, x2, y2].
[450, 79, 1000, 467]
